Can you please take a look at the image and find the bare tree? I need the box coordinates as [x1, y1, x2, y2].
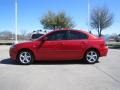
[90, 7, 113, 37]
[21, 29, 27, 40]
[0, 31, 13, 40]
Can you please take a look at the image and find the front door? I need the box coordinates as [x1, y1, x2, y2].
[38, 30, 68, 60]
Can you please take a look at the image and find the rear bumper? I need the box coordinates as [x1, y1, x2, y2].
[100, 46, 108, 57]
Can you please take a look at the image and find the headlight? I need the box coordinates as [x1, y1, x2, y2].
[11, 44, 16, 48]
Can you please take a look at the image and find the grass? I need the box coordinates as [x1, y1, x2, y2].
[0, 40, 12, 45]
[106, 41, 120, 49]
[0, 40, 23, 45]
[0, 40, 24, 43]
[0, 40, 13, 43]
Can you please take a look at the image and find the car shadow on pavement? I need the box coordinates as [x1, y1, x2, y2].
[0, 58, 98, 65]
[33, 60, 87, 65]
[0, 58, 16, 65]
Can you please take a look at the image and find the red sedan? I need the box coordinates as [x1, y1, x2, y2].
[9, 29, 108, 65]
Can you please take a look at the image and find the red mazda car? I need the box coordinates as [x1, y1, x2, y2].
[9, 29, 108, 65]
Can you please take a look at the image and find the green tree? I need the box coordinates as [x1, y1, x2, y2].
[40, 11, 74, 30]
[90, 7, 113, 37]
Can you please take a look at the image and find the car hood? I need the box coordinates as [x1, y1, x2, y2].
[15, 40, 40, 47]
[16, 40, 33, 44]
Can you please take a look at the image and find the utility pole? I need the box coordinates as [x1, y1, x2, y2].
[15, 0, 18, 43]
[88, 0, 91, 33]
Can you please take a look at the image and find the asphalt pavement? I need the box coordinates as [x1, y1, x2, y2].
[0, 45, 120, 90]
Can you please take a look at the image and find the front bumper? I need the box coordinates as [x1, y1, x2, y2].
[9, 47, 17, 60]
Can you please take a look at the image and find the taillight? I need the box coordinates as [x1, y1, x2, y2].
[105, 43, 107, 46]
[100, 42, 107, 47]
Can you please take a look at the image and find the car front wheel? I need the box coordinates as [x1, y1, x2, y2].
[17, 50, 34, 65]
[84, 50, 99, 64]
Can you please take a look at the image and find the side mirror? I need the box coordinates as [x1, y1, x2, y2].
[42, 37, 48, 41]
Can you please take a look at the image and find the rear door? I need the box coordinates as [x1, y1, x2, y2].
[63, 30, 88, 59]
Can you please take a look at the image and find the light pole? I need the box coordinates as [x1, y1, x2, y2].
[15, 0, 18, 43]
[87, 0, 91, 33]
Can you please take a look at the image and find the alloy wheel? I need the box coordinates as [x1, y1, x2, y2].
[19, 51, 32, 64]
[86, 50, 98, 64]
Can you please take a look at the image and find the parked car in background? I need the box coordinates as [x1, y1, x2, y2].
[31, 33, 44, 40]
[30, 30, 45, 40]
[10, 29, 108, 65]
[115, 35, 120, 42]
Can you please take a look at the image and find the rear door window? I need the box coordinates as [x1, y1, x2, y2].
[69, 31, 88, 40]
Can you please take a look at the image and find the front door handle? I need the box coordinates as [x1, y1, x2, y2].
[55, 42, 64, 46]
[57, 42, 64, 46]
[61, 43, 64, 45]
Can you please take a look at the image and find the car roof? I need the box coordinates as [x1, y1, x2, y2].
[47, 29, 90, 35]
[38, 29, 98, 40]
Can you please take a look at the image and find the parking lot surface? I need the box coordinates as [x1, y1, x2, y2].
[0, 45, 120, 90]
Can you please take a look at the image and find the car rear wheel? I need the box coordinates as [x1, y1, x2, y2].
[17, 50, 34, 65]
[84, 50, 99, 64]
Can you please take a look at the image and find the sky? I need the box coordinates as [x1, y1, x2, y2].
[0, 0, 120, 35]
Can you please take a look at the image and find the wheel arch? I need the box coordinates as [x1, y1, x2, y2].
[84, 47, 100, 57]
[16, 48, 35, 60]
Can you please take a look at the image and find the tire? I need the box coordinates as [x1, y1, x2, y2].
[17, 50, 34, 65]
[84, 50, 99, 64]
